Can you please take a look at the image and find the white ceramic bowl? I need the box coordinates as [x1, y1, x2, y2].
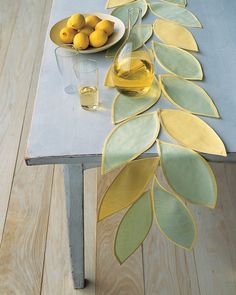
[50, 13, 126, 54]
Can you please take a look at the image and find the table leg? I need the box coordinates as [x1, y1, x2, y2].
[64, 164, 85, 289]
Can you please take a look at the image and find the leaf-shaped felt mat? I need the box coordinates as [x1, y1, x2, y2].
[149, 1, 201, 28]
[153, 19, 198, 51]
[162, 0, 186, 7]
[102, 112, 160, 173]
[152, 176, 197, 250]
[106, 24, 153, 58]
[106, 32, 127, 59]
[158, 141, 217, 208]
[112, 77, 161, 124]
[104, 64, 115, 87]
[159, 109, 227, 156]
[111, 0, 148, 27]
[152, 41, 203, 80]
[106, 0, 135, 9]
[160, 74, 219, 117]
[98, 157, 159, 221]
[115, 191, 153, 263]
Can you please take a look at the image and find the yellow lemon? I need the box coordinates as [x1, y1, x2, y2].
[89, 29, 108, 47]
[85, 15, 101, 29]
[73, 32, 89, 50]
[79, 25, 94, 36]
[59, 27, 77, 43]
[67, 13, 85, 30]
[95, 19, 114, 36]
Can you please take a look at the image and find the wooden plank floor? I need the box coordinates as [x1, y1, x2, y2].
[0, 1, 236, 294]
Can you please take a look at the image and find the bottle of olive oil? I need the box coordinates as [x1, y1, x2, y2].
[112, 8, 154, 97]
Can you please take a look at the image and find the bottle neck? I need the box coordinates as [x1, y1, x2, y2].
[127, 7, 142, 38]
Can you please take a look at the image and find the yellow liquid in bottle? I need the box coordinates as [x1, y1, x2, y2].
[78, 86, 99, 110]
[112, 52, 154, 96]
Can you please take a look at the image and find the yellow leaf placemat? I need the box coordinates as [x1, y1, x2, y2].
[104, 64, 115, 87]
[159, 109, 227, 156]
[98, 157, 159, 221]
[153, 19, 198, 51]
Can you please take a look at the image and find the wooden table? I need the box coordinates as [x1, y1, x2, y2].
[26, 0, 236, 289]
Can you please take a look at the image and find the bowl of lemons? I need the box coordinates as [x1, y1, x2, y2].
[50, 12, 126, 53]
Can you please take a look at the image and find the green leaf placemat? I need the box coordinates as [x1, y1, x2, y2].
[152, 41, 203, 80]
[162, 0, 187, 7]
[158, 140, 217, 208]
[149, 1, 202, 28]
[111, 0, 148, 27]
[115, 191, 153, 263]
[106, 0, 135, 9]
[106, 24, 153, 58]
[160, 74, 219, 117]
[112, 77, 161, 124]
[102, 112, 160, 173]
[152, 176, 197, 250]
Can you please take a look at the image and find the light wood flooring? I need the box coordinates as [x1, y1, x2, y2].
[0, 1, 236, 294]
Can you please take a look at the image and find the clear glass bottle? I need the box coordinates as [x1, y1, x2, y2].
[112, 7, 154, 97]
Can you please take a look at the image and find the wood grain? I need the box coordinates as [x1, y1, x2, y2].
[0, 0, 19, 74]
[0, 0, 51, 241]
[143, 223, 200, 295]
[96, 169, 145, 295]
[41, 167, 96, 295]
[193, 163, 236, 295]
[0, 0, 54, 293]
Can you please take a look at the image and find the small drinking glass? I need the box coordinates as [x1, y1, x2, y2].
[55, 47, 79, 94]
[74, 59, 99, 110]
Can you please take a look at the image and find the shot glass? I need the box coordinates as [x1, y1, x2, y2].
[74, 59, 99, 110]
[55, 47, 79, 94]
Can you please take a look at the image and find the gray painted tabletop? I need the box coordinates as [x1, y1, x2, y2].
[26, 0, 236, 165]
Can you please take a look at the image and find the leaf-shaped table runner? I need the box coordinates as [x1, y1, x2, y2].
[112, 77, 161, 124]
[159, 109, 227, 156]
[115, 191, 153, 263]
[102, 112, 160, 173]
[152, 41, 203, 80]
[152, 177, 197, 250]
[111, 0, 148, 27]
[106, 24, 153, 58]
[153, 19, 198, 51]
[100, 0, 226, 264]
[106, 0, 135, 9]
[160, 74, 219, 117]
[158, 141, 217, 207]
[149, 1, 201, 28]
[98, 157, 159, 220]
